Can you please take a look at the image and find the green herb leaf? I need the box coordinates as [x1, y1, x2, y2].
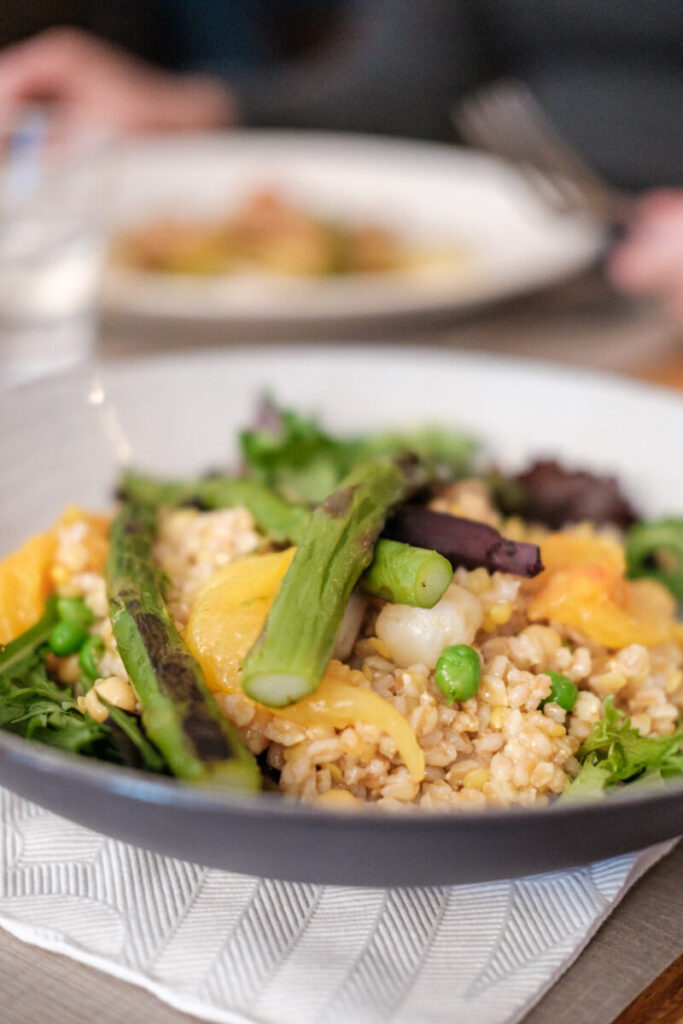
[240, 399, 477, 504]
[360, 427, 477, 481]
[240, 403, 362, 503]
[564, 697, 683, 800]
[0, 664, 119, 757]
[562, 754, 613, 802]
[0, 595, 59, 678]
[101, 700, 166, 773]
[0, 603, 167, 771]
[625, 517, 683, 598]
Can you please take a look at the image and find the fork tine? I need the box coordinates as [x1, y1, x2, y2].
[499, 83, 611, 191]
[456, 91, 579, 214]
[481, 83, 593, 213]
[455, 80, 632, 223]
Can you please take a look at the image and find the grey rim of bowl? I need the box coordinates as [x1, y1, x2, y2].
[1, 726, 681, 826]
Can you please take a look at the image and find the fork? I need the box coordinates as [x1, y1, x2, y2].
[454, 79, 633, 226]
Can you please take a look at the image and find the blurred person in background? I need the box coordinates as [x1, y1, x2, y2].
[0, 0, 345, 134]
[0, 0, 681, 318]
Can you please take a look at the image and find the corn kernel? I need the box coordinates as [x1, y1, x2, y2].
[369, 636, 392, 660]
[546, 722, 566, 738]
[463, 768, 490, 790]
[665, 669, 682, 695]
[51, 565, 69, 586]
[315, 789, 361, 810]
[480, 672, 508, 703]
[490, 706, 507, 730]
[359, 741, 378, 763]
[482, 605, 512, 632]
[590, 670, 627, 695]
[488, 603, 512, 626]
[323, 762, 343, 783]
[283, 742, 305, 762]
[466, 568, 491, 596]
[502, 517, 525, 541]
[409, 671, 428, 693]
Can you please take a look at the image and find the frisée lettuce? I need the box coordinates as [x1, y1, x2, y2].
[564, 697, 683, 800]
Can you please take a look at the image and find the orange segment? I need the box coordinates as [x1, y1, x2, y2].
[527, 532, 625, 594]
[186, 548, 296, 695]
[529, 529, 679, 648]
[529, 564, 671, 647]
[0, 506, 112, 646]
[539, 532, 625, 574]
[0, 531, 56, 645]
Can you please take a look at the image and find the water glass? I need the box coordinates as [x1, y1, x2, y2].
[0, 111, 111, 387]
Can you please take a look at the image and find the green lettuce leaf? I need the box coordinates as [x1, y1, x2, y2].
[240, 398, 477, 504]
[564, 697, 683, 800]
[240, 403, 360, 503]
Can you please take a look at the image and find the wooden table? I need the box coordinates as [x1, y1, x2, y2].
[1, 271, 682, 1024]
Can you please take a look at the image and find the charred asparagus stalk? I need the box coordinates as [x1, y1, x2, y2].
[241, 457, 427, 707]
[106, 502, 260, 789]
[119, 470, 453, 609]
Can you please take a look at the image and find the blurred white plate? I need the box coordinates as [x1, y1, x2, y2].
[3, 346, 681, 553]
[99, 132, 604, 328]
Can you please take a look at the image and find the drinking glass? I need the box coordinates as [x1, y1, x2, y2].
[0, 110, 112, 388]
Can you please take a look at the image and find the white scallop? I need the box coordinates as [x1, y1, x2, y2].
[375, 583, 484, 670]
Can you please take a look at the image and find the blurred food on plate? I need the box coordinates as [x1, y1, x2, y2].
[1, 3, 681, 191]
[1, 2, 682, 321]
[112, 187, 465, 278]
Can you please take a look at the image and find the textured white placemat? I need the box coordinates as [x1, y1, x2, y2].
[0, 789, 672, 1024]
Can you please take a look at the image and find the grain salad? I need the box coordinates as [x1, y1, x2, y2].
[0, 403, 681, 807]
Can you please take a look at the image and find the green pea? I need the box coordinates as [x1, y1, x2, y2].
[539, 671, 578, 712]
[79, 634, 105, 681]
[434, 644, 482, 705]
[48, 619, 89, 656]
[56, 596, 94, 629]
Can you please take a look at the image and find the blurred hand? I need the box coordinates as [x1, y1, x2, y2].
[609, 190, 683, 324]
[0, 27, 235, 134]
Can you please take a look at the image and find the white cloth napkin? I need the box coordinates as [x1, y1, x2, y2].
[0, 788, 672, 1024]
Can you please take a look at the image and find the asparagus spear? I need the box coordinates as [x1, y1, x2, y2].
[360, 539, 452, 607]
[241, 457, 427, 707]
[120, 470, 453, 608]
[106, 502, 260, 789]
